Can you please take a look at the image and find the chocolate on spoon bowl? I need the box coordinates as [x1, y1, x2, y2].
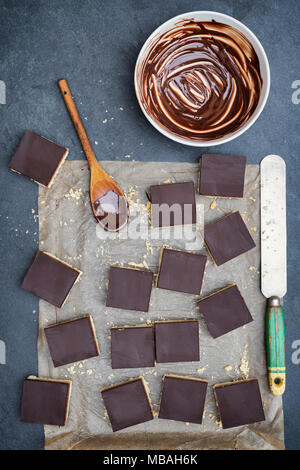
[135, 11, 270, 147]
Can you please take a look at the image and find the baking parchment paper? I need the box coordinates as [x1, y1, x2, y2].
[38, 161, 284, 450]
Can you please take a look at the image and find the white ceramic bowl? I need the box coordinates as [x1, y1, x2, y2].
[134, 11, 270, 147]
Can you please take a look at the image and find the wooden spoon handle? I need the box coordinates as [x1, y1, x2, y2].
[58, 79, 98, 168]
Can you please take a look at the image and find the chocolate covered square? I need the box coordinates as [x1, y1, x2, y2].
[21, 250, 81, 308]
[199, 154, 246, 197]
[44, 315, 100, 367]
[155, 320, 199, 363]
[8, 130, 68, 187]
[157, 248, 206, 295]
[20, 377, 72, 426]
[198, 285, 253, 338]
[150, 182, 196, 227]
[106, 266, 153, 312]
[214, 379, 265, 429]
[111, 326, 155, 369]
[101, 378, 153, 432]
[202, 211, 255, 266]
[159, 375, 208, 424]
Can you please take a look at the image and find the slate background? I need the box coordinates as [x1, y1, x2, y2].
[0, 0, 299, 450]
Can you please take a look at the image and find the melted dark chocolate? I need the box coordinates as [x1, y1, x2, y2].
[93, 190, 128, 232]
[137, 20, 262, 141]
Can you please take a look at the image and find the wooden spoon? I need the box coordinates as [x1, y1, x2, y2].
[58, 79, 128, 232]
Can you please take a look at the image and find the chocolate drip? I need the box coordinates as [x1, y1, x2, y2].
[93, 190, 128, 232]
[137, 20, 262, 141]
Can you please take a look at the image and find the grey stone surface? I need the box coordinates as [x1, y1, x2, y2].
[0, 0, 299, 450]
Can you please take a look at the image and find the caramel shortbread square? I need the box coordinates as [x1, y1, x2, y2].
[155, 320, 200, 363]
[20, 377, 72, 426]
[111, 326, 155, 369]
[8, 130, 68, 187]
[202, 211, 255, 266]
[45, 315, 100, 367]
[21, 250, 81, 308]
[157, 248, 206, 295]
[101, 378, 153, 432]
[198, 285, 253, 338]
[106, 266, 153, 312]
[159, 375, 208, 424]
[150, 181, 196, 227]
[213, 379, 265, 429]
[199, 154, 246, 197]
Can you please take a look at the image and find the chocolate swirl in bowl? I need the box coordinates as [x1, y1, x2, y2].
[137, 20, 263, 141]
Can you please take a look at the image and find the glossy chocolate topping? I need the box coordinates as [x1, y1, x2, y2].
[199, 153, 246, 197]
[198, 284, 253, 338]
[93, 190, 128, 232]
[101, 378, 153, 432]
[214, 379, 265, 429]
[21, 378, 71, 426]
[155, 320, 200, 363]
[159, 375, 208, 424]
[21, 250, 81, 308]
[203, 211, 256, 266]
[111, 326, 155, 369]
[106, 266, 154, 312]
[44, 316, 100, 367]
[150, 181, 196, 227]
[138, 20, 262, 141]
[8, 130, 68, 187]
[157, 248, 206, 295]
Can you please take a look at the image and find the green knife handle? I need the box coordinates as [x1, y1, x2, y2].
[266, 296, 286, 395]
